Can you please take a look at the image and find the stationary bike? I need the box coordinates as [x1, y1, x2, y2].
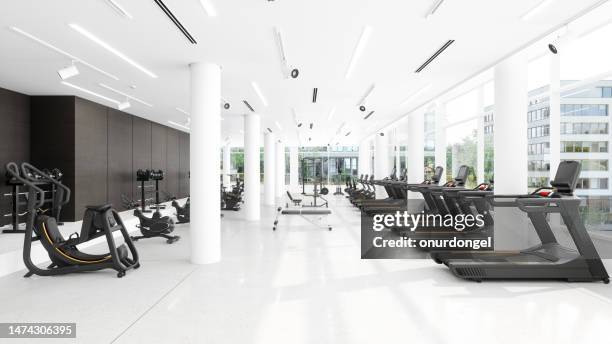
[171, 198, 190, 224]
[132, 169, 179, 244]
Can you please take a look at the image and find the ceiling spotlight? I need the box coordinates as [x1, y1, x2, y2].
[309, 123, 314, 130]
[58, 63, 79, 80]
[359, 105, 366, 112]
[297, 123, 303, 128]
[118, 100, 131, 110]
[548, 44, 558, 54]
[224, 103, 230, 109]
[291, 69, 299, 79]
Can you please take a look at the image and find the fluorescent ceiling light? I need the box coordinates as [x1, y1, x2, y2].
[69, 23, 158, 78]
[199, 0, 217, 17]
[98, 83, 152, 107]
[58, 64, 79, 80]
[61, 81, 120, 106]
[275, 121, 282, 130]
[104, 0, 133, 19]
[521, 0, 555, 21]
[175, 107, 190, 115]
[425, 0, 445, 19]
[168, 121, 190, 130]
[251, 82, 268, 107]
[345, 26, 372, 79]
[10, 26, 119, 80]
[357, 83, 376, 106]
[118, 100, 131, 110]
[327, 106, 336, 121]
[400, 84, 432, 106]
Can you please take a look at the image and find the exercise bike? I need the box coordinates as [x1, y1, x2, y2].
[8, 162, 139, 278]
[132, 169, 179, 244]
[171, 198, 190, 224]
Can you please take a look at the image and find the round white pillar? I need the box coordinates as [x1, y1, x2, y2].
[289, 146, 299, 191]
[275, 141, 285, 198]
[358, 140, 371, 176]
[375, 132, 389, 198]
[189, 62, 221, 265]
[407, 111, 424, 198]
[434, 101, 447, 173]
[243, 114, 261, 221]
[263, 132, 276, 205]
[494, 52, 528, 194]
[222, 144, 231, 187]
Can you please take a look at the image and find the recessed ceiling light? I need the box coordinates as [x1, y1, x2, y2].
[99, 83, 152, 107]
[61, 81, 120, 106]
[69, 23, 158, 78]
[251, 82, 268, 107]
[10, 26, 119, 80]
[400, 84, 432, 106]
[168, 121, 190, 130]
[327, 106, 336, 121]
[57, 63, 79, 80]
[521, 0, 555, 21]
[199, 0, 218, 17]
[175, 107, 190, 115]
[345, 26, 372, 79]
[104, 0, 133, 19]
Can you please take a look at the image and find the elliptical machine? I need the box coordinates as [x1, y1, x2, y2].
[132, 169, 179, 244]
[8, 162, 139, 278]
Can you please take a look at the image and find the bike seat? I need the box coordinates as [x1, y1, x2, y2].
[86, 204, 113, 212]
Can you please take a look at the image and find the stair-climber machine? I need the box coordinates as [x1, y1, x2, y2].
[7, 162, 139, 278]
[132, 169, 179, 244]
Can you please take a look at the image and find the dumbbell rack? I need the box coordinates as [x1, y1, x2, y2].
[137, 181, 155, 213]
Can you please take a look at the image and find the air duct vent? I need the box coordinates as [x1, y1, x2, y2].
[364, 111, 375, 120]
[415, 39, 454, 73]
[312, 88, 318, 103]
[243, 100, 255, 112]
[153, 0, 197, 44]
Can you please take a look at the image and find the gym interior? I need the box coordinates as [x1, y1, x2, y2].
[1, 1, 612, 343]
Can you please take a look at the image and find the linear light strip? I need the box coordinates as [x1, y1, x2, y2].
[345, 26, 372, 80]
[105, 0, 133, 19]
[251, 82, 268, 107]
[400, 84, 432, 106]
[327, 106, 336, 121]
[199, 0, 218, 17]
[175, 107, 190, 115]
[61, 81, 120, 105]
[426, 0, 445, 18]
[98, 83, 152, 107]
[521, 0, 555, 21]
[357, 83, 376, 106]
[275, 121, 283, 130]
[243, 100, 255, 112]
[168, 121, 190, 130]
[69, 23, 158, 78]
[9, 26, 119, 80]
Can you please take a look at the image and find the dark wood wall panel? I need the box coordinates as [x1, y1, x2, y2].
[0, 88, 31, 226]
[166, 128, 180, 198]
[74, 98, 108, 218]
[151, 123, 167, 195]
[179, 132, 190, 198]
[30, 96, 76, 220]
[107, 109, 133, 210]
[132, 117, 152, 202]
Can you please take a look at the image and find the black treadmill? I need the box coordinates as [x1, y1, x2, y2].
[434, 161, 609, 283]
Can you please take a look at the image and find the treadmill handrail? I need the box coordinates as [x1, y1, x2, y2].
[516, 197, 579, 214]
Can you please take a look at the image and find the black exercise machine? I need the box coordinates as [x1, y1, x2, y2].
[7, 162, 139, 278]
[274, 190, 333, 231]
[172, 198, 190, 224]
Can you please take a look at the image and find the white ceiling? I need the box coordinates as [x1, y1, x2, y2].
[0, 0, 605, 146]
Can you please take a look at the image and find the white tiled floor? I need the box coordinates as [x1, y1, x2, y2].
[1, 196, 612, 344]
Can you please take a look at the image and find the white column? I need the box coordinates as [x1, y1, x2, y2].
[549, 52, 561, 179]
[263, 132, 276, 205]
[222, 144, 231, 187]
[494, 52, 528, 194]
[289, 146, 299, 190]
[477, 86, 485, 183]
[243, 114, 261, 221]
[358, 140, 371, 176]
[434, 101, 447, 172]
[375, 133, 389, 198]
[275, 141, 285, 197]
[407, 111, 424, 198]
[189, 62, 221, 265]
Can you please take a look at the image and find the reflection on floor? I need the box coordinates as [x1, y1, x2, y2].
[0, 195, 611, 344]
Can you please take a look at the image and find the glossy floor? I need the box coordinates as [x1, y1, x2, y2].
[0, 196, 611, 344]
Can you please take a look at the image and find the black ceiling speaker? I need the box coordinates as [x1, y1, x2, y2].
[548, 43, 558, 54]
[224, 103, 230, 110]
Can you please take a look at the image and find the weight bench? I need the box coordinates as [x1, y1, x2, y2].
[286, 191, 302, 206]
[273, 205, 333, 231]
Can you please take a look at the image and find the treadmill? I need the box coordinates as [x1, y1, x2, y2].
[434, 161, 609, 283]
